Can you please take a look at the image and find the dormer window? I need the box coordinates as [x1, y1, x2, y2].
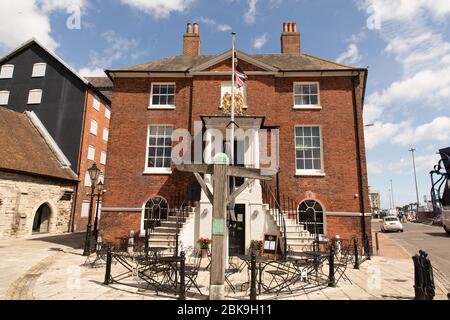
[293, 82, 321, 109]
[149, 83, 175, 109]
[32, 63, 47, 77]
[0, 65, 14, 79]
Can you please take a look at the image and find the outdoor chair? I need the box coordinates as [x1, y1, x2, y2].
[83, 242, 110, 268]
[185, 250, 204, 296]
[225, 256, 241, 294]
[333, 240, 353, 284]
[265, 260, 295, 295]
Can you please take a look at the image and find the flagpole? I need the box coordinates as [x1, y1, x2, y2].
[231, 32, 236, 166]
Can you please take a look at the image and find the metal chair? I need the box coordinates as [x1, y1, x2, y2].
[185, 250, 204, 295]
[334, 240, 353, 284]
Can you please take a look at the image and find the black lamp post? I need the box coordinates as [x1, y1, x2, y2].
[83, 163, 101, 256]
[93, 180, 105, 244]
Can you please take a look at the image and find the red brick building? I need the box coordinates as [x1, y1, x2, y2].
[101, 22, 371, 254]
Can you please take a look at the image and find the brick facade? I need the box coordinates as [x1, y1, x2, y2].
[72, 89, 110, 232]
[100, 24, 371, 246]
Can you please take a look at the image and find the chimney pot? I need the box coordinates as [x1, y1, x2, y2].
[283, 22, 288, 32]
[288, 22, 293, 32]
[186, 23, 192, 33]
[293, 23, 297, 32]
[193, 23, 199, 34]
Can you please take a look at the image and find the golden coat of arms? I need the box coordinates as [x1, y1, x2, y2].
[222, 92, 245, 115]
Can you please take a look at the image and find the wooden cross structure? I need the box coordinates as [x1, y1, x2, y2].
[177, 154, 276, 299]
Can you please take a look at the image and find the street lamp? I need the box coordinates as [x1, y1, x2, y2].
[83, 163, 101, 256]
[390, 179, 395, 209]
[408, 148, 421, 214]
[93, 180, 105, 244]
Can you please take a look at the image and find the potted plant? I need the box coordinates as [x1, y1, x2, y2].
[249, 240, 263, 256]
[198, 237, 211, 258]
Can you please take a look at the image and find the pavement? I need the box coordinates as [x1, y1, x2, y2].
[371, 219, 450, 289]
[0, 227, 449, 300]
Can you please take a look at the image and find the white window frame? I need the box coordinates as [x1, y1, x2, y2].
[293, 82, 321, 109]
[84, 172, 92, 187]
[143, 125, 173, 174]
[93, 96, 101, 111]
[103, 128, 109, 141]
[32, 63, 47, 78]
[27, 89, 42, 105]
[148, 83, 176, 109]
[100, 151, 107, 165]
[0, 64, 14, 79]
[90, 120, 98, 136]
[220, 82, 247, 109]
[81, 201, 90, 218]
[105, 108, 111, 119]
[0, 91, 10, 105]
[294, 125, 325, 176]
[87, 145, 95, 161]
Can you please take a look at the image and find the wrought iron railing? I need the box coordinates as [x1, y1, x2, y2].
[430, 150, 449, 218]
[261, 181, 288, 257]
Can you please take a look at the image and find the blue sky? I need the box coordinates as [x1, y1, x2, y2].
[1, 0, 449, 209]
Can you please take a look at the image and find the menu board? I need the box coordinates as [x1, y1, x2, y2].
[263, 234, 278, 254]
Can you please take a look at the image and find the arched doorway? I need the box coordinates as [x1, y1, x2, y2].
[32, 203, 51, 234]
[297, 200, 325, 236]
[142, 196, 168, 233]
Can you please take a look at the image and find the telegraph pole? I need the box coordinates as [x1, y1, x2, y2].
[408, 148, 421, 213]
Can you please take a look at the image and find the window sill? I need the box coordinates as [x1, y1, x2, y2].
[143, 168, 172, 175]
[293, 105, 322, 110]
[295, 170, 325, 177]
[148, 105, 176, 110]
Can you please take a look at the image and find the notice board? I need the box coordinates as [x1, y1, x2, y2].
[263, 234, 278, 255]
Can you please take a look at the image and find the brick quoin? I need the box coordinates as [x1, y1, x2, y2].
[100, 26, 371, 246]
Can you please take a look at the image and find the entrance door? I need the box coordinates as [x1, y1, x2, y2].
[229, 204, 246, 255]
[32, 203, 51, 234]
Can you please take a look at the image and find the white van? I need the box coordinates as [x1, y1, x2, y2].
[443, 208, 450, 234]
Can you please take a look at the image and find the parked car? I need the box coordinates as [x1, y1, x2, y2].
[380, 216, 404, 233]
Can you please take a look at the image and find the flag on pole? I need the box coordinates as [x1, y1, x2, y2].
[234, 51, 248, 88]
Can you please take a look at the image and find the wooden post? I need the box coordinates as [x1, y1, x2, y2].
[209, 163, 228, 300]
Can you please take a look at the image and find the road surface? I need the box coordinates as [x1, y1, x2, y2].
[372, 220, 450, 282]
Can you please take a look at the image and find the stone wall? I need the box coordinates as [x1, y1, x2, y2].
[0, 171, 75, 238]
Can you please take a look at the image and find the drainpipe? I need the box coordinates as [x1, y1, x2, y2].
[351, 74, 368, 245]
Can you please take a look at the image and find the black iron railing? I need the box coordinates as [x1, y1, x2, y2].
[261, 181, 288, 257]
[430, 148, 450, 218]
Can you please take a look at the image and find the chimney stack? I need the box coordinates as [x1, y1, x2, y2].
[183, 22, 200, 56]
[281, 21, 301, 54]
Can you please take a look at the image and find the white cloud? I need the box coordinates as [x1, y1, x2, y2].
[365, 117, 450, 149]
[336, 43, 361, 65]
[217, 24, 232, 32]
[78, 67, 106, 77]
[0, 0, 86, 51]
[252, 33, 268, 49]
[360, 0, 450, 28]
[244, 0, 258, 25]
[120, 0, 196, 18]
[387, 153, 440, 175]
[80, 30, 140, 74]
[197, 17, 232, 33]
[367, 161, 384, 174]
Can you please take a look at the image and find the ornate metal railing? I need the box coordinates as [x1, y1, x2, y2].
[261, 181, 288, 257]
[430, 148, 450, 218]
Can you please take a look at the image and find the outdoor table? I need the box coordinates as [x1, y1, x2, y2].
[157, 256, 183, 293]
[238, 255, 271, 294]
[297, 251, 329, 284]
